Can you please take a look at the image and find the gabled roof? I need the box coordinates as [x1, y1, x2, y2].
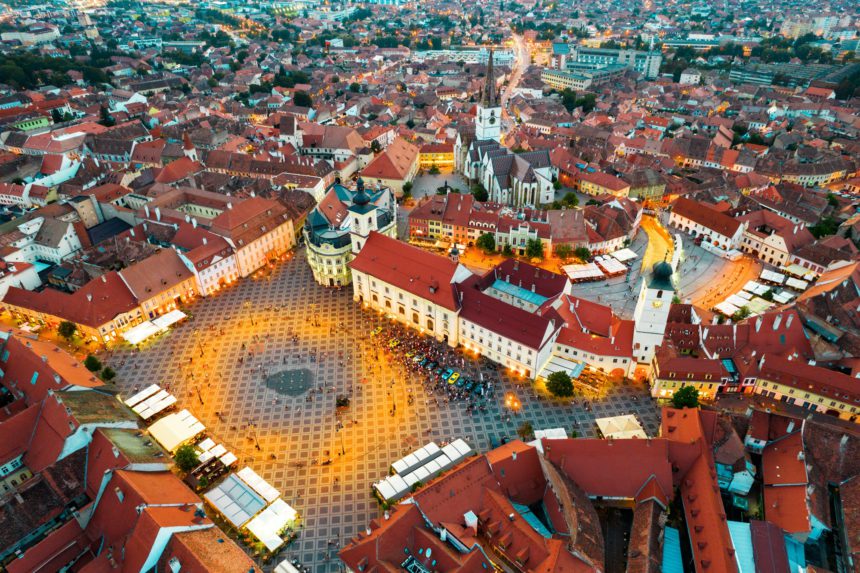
[349, 231, 468, 311]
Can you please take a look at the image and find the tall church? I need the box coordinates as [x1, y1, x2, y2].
[475, 49, 501, 142]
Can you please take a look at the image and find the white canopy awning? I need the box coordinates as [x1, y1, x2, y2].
[147, 409, 205, 453]
[122, 321, 162, 345]
[611, 248, 638, 262]
[595, 415, 647, 439]
[151, 309, 187, 329]
[237, 467, 281, 503]
[246, 499, 298, 551]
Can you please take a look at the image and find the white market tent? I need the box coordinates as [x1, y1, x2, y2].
[374, 474, 409, 501]
[391, 442, 440, 476]
[147, 409, 205, 452]
[726, 294, 751, 308]
[611, 248, 638, 262]
[714, 301, 740, 316]
[151, 309, 187, 329]
[246, 499, 298, 551]
[132, 389, 178, 421]
[534, 428, 568, 440]
[742, 281, 770, 296]
[735, 290, 753, 301]
[782, 264, 816, 280]
[124, 384, 160, 408]
[785, 277, 809, 291]
[595, 415, 647, 439]
[562, 263, 605, 282]
[275, 560, 303, 573]
[237, 467, 281, 503]
[220, 451, 238, 468]
[204, 473, 266, 528]
[773, 290, 794, 304]
[747, 298, 775, 315]
[530, 428, 568, 453]
[596, 256, 627, 275]
[122, 321, 162, 345]
[760, 269, 786, 285]
[197, 438, 216, 452]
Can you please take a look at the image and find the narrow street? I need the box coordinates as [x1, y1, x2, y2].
[501, 33, 530, 143]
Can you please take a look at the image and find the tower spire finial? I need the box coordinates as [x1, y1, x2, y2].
[482, 48, 496, 107]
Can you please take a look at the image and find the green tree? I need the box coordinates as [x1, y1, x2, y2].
[428, 165, 440, 175]
[98, 105, 114, 127]
[292, 90, 313, 107]
[671, 385, 699, 409]
[517, 421, 535, 441]
[573, 246, 592, 261]
[471, 183, 489, 202]
[370, 140, 382, 154]
[732, 306, 751, 321]
[809, 216, 839, 238]
[402, 181, 413, 198]
[502, 244, 514, 257]
[525, 238, 544, 259]
[100, 367, 116, 382]
[58, 321, 77, 340]
[84, 354, 102, 372]
[174, 444, 199, 472]
[546, 371, 574, 397]
[349, 82, 361, 92]
[476, 232, 496, 253]
[554, 243, 573, 261]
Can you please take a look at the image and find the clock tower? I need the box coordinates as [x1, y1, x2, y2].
[475, 49, 502, 142]
[632, 260, 675, 365]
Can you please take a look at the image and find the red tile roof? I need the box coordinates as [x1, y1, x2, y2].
[672, 197, 742, 238]
[350, 231, 466, 311]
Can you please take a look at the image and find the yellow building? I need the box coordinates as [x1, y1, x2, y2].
[419, 143, 455, 172]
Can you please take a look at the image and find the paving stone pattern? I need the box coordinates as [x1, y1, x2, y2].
[110, 247, 659, 572]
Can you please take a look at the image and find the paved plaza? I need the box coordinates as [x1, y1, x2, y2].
[109, 248, 659, 572]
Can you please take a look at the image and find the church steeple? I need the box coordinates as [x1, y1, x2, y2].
[481, 48, 497, 107]
[475, 47, 501, 142]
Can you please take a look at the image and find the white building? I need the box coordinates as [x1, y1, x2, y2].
[350, 232, 472, 346]
[669, 197, 745, 255]
[631, 262, 675, 364]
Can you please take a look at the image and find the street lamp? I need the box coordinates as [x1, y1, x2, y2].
[337, 424, 346, 456]
[244, 301, 256, 326]
[194, 385, 204, 405]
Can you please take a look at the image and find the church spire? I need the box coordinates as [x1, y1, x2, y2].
[481, 48, 496, 107]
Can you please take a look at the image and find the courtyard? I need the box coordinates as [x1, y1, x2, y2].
[109, 248, 660, 572]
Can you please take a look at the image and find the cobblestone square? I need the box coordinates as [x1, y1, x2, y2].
[110, 248, 660, 572]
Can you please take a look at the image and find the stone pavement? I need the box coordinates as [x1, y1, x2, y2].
[109, 248, 659, 572]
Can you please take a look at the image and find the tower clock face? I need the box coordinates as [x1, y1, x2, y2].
[489, 116, 496, 125]
[652, 300, 663, 308]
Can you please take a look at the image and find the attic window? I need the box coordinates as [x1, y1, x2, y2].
[115, 487, 124, 502]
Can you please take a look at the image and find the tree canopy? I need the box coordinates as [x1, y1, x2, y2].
[671, 385, 699, 409]
[546, 371, 574, 397]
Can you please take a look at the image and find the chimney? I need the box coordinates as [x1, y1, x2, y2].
[144, 205, 150, 218]
[227, 202, 233, 210]
[101, 275, 107, 283]
[87, 294, 93, 302]
[192, 218, 198, 228]
[155, 207, 161, 221]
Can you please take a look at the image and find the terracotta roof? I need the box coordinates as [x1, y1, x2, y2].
[349, 231, 467, 311]
[361, 137, 419, 181]
[672, 197, 742, 238]
[4, 272, 138, 329]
